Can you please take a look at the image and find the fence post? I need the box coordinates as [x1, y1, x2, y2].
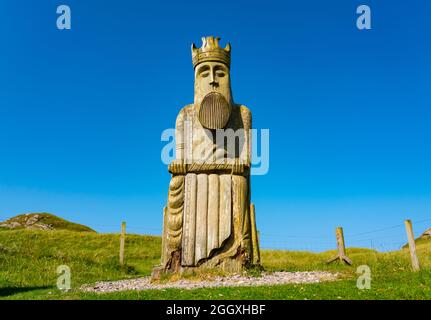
[119, 221, 126, 266]
[404, 219, 420, 271]
[326, 226, 352, 265]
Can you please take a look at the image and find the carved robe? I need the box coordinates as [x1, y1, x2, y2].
[162, 103, 255, 270]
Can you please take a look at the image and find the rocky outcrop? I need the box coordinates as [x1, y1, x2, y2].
[0, 213, 95, 232]
[2, 214, 54, 230]
[419, 228, 431, 239]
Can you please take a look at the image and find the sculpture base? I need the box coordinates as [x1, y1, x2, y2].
[150, 254, 259, 282]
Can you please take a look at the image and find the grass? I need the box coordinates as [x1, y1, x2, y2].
[1, 229, 431, 300]
[0, 229, 160, 299]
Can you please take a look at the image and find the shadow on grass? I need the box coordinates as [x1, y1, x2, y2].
[0, 286, 52, 297]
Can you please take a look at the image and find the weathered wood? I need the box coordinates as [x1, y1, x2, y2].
[161, 206, 168, 264]
[155, 37, 260, 275]
[165, 176, 184, 260]
[250, 203, 260, 264]
[182, 173, 197, 266]
[195, 174, 208, 263]
[207, 174, 219, 254]
[119, 221, 126, 266]
[326, 226, 352, 265]
[336, 227, 346, 257]
[219, 174, 232, 246]
[232, 175, 247, 248]
[405, 219, 420, 271]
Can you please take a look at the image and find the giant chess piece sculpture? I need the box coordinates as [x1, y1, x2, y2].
[155, 36, 260, 276]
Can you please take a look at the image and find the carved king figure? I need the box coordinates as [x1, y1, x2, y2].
[155, 36, 260, 276]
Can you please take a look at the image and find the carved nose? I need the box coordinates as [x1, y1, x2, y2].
[209, 72, 219, 87]
[209, 76, 219, 87]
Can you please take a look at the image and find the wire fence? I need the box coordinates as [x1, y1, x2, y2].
[1, 214, 429, 253]
[90, 217, 430, 253]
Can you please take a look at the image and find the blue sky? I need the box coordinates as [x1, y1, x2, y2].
[1, 0, 430, 251]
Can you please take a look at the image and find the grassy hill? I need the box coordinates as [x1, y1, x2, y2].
[0, 213, 95, 232]
[402, 228, 431, 249]
[1, 229, 431, 300]
[0, 229, 161, 299]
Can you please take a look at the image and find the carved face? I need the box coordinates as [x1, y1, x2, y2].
[194, 62, 233, 129]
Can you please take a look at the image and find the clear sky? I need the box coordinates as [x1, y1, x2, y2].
[1, 0, 430, 251]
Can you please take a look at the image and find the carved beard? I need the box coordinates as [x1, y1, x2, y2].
[198, 92, 231, 129]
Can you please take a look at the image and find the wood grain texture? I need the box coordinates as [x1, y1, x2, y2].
[219, 174, 232, 246]
[195, 174, 208, 264]
[119, 221, 126, 266]
[181, 173, 197, 266]
[232, 175, 248, 250]
[405, 220, 420, 271]
[207, 174, 219, 254]
[250, 203, 260, 264]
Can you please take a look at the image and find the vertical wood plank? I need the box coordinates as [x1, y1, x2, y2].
[161, 206, 168, 264]
[250, 203, 260, 264]
[181, 173, 197, 266]
[207, 174, 219, 254]
[219, 174, 232, 246]
[195, 174, 208, 264]
[232, 176, 248, 248]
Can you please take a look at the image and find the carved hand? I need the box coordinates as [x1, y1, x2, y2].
[168, 160, 187, 175]
[231, 158, 245, 175]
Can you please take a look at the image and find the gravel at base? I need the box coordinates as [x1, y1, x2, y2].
[81, 271, 339, 293]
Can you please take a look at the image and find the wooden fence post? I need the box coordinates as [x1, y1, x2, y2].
[404, 219, 420, 271]
[119, 221, 126, 266]
[326, 226, 352, 265]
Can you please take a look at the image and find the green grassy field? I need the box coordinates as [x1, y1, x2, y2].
[1, 229, 431, 300]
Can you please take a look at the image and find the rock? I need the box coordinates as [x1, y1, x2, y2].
[0, 213, 95, 232]
[81, 271, 339, 293]
[421, 228, 431, 238]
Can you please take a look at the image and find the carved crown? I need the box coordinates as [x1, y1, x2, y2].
[191, 36, 231, 69]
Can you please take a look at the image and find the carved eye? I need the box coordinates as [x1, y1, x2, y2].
[198, 65, 210, 78]
[216, 70, 225, 77]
